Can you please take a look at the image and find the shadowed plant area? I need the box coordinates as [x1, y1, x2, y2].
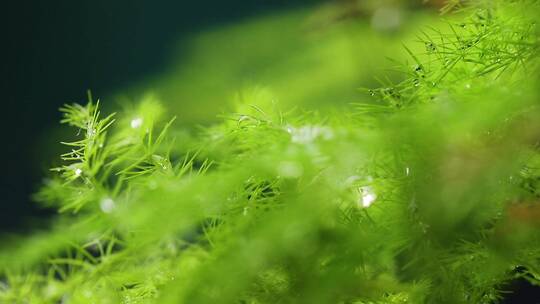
[2, 0, 540, 303]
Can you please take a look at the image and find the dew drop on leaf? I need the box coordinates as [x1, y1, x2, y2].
[358, 186, 377, 208]
[100, 197, 115, 214]
[130, 117, 143, 129]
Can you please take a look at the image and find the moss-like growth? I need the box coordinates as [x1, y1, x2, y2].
[1, 1, 539, 303]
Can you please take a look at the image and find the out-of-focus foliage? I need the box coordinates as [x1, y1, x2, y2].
[116, 1, 437, 126]
[1, 0, 540, 303]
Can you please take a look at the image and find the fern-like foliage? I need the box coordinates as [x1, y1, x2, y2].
[1, 1, 539, 304]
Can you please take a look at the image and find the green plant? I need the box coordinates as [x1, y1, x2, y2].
[1, 1, 539, 303]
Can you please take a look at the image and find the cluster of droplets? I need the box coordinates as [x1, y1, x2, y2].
[413, 64, 426, 88]
[152, 154, 171, 170]
[286, 125, 334, 144]
[425, 42, 437, 53]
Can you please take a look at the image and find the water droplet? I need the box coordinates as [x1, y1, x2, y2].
[425, 42, 437, 53]
[383, 87, 401, 99]
[287, 125, 333, 144]
[237, 115, 250, 126]
[74, 168, 82, 177]
[405, 167, 410, 176]
[359, 186, 377, 208]
[100, 197, 115, 213]
[286, 126, 294, 134]
[152, 154, 171, 170]
[130, 117, 143, 129]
